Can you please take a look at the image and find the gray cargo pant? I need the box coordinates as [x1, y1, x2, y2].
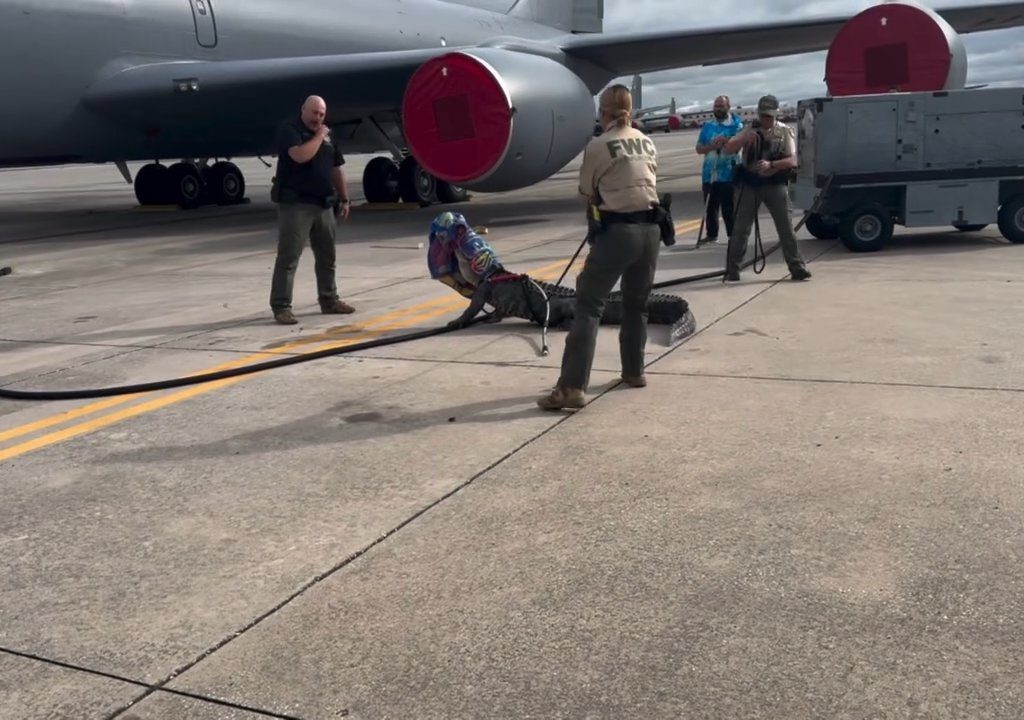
[726, 182, 807, 275]
[270, 203, 339, 311]
[558, 222, 661, 391]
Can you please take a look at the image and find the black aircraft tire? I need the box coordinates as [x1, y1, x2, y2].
[363, 157, 400, 204]
[997, 195, 1024, 243]
[205, 161, 246, 205]
[436, 180, 469, 204]
[398, 157, 436, 205]
[134, 163, 170, 205]
[167, 162, 204, 210]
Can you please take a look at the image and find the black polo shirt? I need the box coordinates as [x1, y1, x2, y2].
[274, 116, 345, 206]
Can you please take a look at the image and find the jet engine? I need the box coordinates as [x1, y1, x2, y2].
[825, 0, 968, 96]
[402, 48, 596, 192]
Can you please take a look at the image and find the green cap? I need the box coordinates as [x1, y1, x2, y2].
[757, 94, 780, 117]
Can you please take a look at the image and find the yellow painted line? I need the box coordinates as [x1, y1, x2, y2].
[676, 219, 703, 234]
[0, 303, 462, 464]
[0, 395, 141, 444]
[0, 256, 578, 446]
[0, 220, 696, 460]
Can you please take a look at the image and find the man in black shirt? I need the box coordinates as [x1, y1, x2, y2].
[269, 95, 355, 324]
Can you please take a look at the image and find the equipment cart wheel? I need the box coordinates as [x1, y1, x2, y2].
[839, 203, 893, 252]
[805, 213, 839, 240]
[997, 196, 1024, 243]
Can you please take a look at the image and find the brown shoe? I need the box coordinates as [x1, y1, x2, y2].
[273, 308, 298, 325]
[320, 298, 355, 314]
[621, 375, 647, 388]
[536, 386, 585, 411]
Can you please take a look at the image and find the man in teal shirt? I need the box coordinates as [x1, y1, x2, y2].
[695, 95, 743, 245]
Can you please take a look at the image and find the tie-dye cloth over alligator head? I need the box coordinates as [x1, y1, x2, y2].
[427, 211, 502, 282]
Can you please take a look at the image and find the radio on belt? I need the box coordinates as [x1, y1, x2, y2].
[789, 1, 1024, 252]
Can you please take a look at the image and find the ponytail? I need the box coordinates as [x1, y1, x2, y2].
[600, 84, 633, 129]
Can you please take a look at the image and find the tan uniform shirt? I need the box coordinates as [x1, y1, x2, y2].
[578, 123, 658, 213]
[741, 123, 797, 167]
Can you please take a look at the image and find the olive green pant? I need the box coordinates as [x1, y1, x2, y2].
[270, 203, 339, 311]
[726, 182, 806, 275]
[558, 222, 661, 391]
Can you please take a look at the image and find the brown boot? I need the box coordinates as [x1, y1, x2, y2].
[621, 375, 647, 388]
[273, 308, 298, 325]
[320, 298, 355, 314]
[536, 386, 585, 411]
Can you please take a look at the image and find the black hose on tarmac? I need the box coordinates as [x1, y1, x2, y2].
[0, 319, 485, 401]
[651, 240, 780, 289]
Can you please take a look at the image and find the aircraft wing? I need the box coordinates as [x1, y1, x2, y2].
[82, 47, 452, 129]
[560, 2, 1024, 75]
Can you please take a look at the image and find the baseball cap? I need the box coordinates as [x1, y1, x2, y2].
[757, 95, 780, 117]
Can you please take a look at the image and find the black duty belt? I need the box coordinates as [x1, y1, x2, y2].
[601, 209, 658, 224]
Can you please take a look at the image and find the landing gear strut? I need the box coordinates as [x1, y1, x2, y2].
[132, 160, 247, 208]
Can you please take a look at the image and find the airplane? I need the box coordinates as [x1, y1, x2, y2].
[628, 75, 682, 133]
[630, 75, 681, 133]
[1, 0, 1022, 210]
[593, 76, 677, 135]
[630, 75, 677, 122]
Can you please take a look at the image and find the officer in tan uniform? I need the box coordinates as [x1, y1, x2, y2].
[538, 83, 661, 411]
[722, 94, 811, 282]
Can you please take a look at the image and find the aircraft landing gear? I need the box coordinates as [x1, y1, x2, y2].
[167, 162, 204, 209]
[134, 163, 170, 205]
[132, 160, 248, 208]
[361, 154, 468, 206]
[398, 156, 436, 205]
[362, 156, 400, 203]
[202, 161, 246, 205]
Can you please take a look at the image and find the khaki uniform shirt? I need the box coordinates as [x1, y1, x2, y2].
[578, 123, 658, 213]
[742, 123, 796, 166]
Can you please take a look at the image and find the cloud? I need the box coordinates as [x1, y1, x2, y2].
[602, 0, 1024, 111]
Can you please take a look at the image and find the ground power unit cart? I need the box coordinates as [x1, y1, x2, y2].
[791, 86, 1024, 252]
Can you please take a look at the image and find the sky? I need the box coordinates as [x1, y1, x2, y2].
[599, 0, 1024, 112]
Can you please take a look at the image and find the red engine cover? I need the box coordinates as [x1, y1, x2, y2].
[667, 115, 681, 131]
[825, 2, 963, 96]
[402, 53, 513, 184]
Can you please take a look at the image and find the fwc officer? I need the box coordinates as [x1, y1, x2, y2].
[538, 83, 661, 411]
[722, 94, 811, 282]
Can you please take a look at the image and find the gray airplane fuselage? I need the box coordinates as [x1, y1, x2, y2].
[0, 0, 562, 167]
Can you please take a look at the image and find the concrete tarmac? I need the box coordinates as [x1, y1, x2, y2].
[1, 132, 1022, 719]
